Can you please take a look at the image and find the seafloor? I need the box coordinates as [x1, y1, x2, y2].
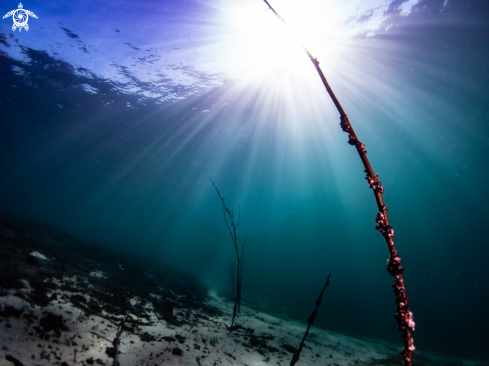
[0, 218, 484, 366]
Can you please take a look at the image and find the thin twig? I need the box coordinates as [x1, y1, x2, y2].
[210, 177, 247, 329]
[291, 274, 331, 366]
[112, 312, 129, 366]
[90, 331, 112, 342]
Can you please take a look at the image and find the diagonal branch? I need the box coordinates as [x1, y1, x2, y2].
[261, 2, 415, 365]
[291, 274, 331, 366]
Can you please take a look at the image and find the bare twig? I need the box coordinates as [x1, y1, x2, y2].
[291, 274, 331, 366]
[112, 312, 129, 366]
[210, 178, 248, 329]
[89, 331, 112, 342]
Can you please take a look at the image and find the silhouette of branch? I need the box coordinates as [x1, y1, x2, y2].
[111, 313, 129, 366]
[290, 273, 331, 366]
[210, 177, 248, 329]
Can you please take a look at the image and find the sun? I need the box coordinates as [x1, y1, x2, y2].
[213, 0, 349, 81]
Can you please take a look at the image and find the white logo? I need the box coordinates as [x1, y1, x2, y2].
[3, 3, 38, 32]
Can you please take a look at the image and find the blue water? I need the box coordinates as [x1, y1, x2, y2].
[1, 0, 488, 361]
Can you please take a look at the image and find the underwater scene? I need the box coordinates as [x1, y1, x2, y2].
[0, 0, 488, 365]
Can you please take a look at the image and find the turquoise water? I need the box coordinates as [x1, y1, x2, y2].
[1, 0, 488, 360]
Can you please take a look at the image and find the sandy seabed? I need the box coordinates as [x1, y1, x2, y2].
[0, 219, 485, 366]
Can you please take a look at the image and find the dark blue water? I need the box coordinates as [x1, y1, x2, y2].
[1, 0, 488, 360]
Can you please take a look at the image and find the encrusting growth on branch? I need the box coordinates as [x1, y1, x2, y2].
[210, 178, 248, 329]
[339, 114, 415, 363]
[290, 273, 331, 366]
[262, 1, 415, 364]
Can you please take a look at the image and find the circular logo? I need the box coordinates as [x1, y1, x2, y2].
[13, 9, 28, 28]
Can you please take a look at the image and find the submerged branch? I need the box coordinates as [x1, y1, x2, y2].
[291, 274, 331, 366]
[262, 2, 415, 364]
[210, 177, 247, 329]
